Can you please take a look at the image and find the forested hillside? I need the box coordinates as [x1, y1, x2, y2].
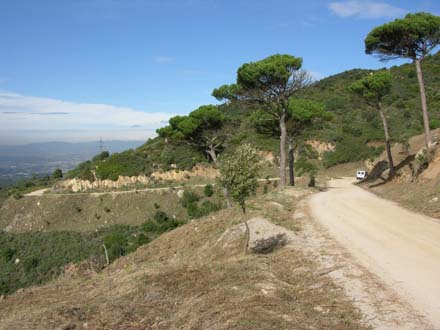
[69, 52, 440, 180]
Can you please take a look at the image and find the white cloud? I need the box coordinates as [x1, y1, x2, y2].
[309, 71, 328, 81]
[328, 1, 405, 19]
[153, 56, 175, 63]
[0, 91, 173, 143]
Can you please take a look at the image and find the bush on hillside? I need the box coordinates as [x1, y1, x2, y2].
[203, 184, 214, 197]
[323, 138, 384, 168]
[52, 168, 63, 179]
[92, 151, 110, 162]
[180, 190, 200, 208]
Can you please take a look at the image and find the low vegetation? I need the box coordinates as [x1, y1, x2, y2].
[0, 208, 186, 296]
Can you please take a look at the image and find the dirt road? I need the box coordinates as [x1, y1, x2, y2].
[309, 178, 440, 329]
[24, 188, 49, 196]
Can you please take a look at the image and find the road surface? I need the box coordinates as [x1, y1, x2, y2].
[24, 188, 49, 196]
[309, 178, 440, 329]
[24, 178, 280, 197]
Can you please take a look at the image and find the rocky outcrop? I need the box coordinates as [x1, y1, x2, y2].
[258, 151, 276, 164]
[56, 165, 219, 192]
[305, 140, 335, 160]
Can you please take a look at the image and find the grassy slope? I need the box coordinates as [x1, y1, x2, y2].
[0, 184, 229, 295]
[0, 189, 188, 232]
[0, 188, 367, 330]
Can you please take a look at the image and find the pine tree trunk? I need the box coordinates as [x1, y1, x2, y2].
[243, 220, 250, 255]
[206, 148, 217, 164]
[378, 108, 395, 178]
[208, 148, 231, 208]
[415, 59, 432, 148]
[279, 113, 287, 187]
[288, 140, 295, 186]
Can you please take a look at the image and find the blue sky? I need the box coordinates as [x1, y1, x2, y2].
[0, 0, 439, 144]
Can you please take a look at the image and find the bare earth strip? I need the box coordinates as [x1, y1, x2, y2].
[308, 178, 440, 329]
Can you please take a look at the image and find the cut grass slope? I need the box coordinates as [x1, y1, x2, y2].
[0, 188, 367, 330]
[0, 188, 193, 232]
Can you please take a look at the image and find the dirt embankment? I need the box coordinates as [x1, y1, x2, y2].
[56, 165, 219, 192]
[0, 188, 368, 330]
[361, 129, 440, 218]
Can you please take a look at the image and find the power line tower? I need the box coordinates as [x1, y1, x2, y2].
[98, 137, 107, 153]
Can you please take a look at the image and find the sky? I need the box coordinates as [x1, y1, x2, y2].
[0, 0, 439, 144]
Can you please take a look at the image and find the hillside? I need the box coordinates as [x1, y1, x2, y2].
[0, 188, 368, 330]
[67, 52, 440, 181]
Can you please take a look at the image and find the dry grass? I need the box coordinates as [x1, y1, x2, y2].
[0, 189, 189, 232]
[366, 177, 440, 219]
[0, 188, 367, 330]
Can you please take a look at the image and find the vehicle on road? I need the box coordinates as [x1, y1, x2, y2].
[356, 170, 368, 180]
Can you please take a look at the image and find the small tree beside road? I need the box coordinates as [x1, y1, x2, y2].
[217, 144, 260, 253]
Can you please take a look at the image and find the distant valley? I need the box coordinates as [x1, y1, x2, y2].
[0, 140, 144, 185]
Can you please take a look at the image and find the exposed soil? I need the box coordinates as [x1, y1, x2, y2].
[362, 129, 440, 219]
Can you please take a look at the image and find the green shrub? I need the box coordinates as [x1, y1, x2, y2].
[203, 184, 214, 197]
[180, 190, 200, 208]
[153, 210, 169, 223]
[141, 220, 158, 233]
[323, 138, 383, 168]
[103, 231, 128, 259]
[430, 118, 440, 129]
[1, 248, 15, 262]
[107, 243, 124, 259]
[12, 191, 23, 200]
[199, 200, 220, 214]
[92, 151, 110, 162]
[52, 168, 63, 179]
[67, 161, 94, 181]
[136, 233, 150, 245]
[186, 200, 220, 219]
[186, 202, 200, 218]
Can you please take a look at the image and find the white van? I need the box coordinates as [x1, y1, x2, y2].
[356, 170, 368, 180]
